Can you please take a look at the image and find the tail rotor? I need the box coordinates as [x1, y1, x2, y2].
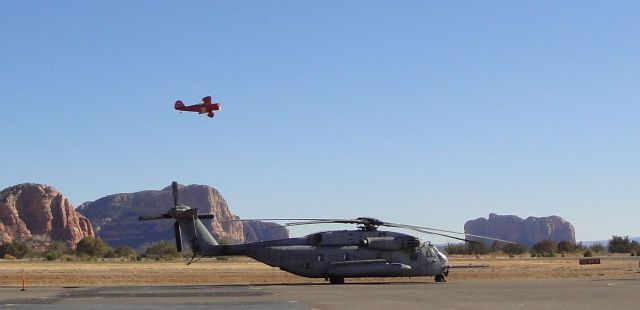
[138, 181, 216, 252]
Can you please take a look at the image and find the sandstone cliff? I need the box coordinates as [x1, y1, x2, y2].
[0, 184, 95, 249]
[464, 213, 575, 247]
[77, 184, 288, 250]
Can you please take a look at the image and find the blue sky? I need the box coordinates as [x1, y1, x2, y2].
[1, 1, 638, 242]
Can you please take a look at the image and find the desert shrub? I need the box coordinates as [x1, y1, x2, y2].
[144, 241, 179, 260]
[589, 243, 605, 253]
[48, 240, 72, 253]
[467, 242, 487, 255]
[531, 240, 557, 257]
[76, 237, 111, 257]
[103, 249, 117, 258]
[43, 240, 72, 260]
[630, 241, 640, 256]
[44, 251, 62, 261]
[444, 243, 467, 255]
[114, 245, 137, 258]
[557, 240, 576, 253]
[0, 241, 30, 259]
[444, 242, 490, 255]
[503, 243, 529, 256]
[608, 235, 633, 253]
[583, 249, 593, 257]
[491, 241, 505, 252]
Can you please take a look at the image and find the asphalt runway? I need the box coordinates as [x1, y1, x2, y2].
[1, 277, 639, 309]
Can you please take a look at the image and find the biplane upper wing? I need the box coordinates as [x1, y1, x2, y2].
[202, 96, 212, 105]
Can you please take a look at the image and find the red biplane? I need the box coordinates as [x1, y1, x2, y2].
[174, 96, 221, 118]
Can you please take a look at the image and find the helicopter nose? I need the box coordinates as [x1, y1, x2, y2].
[435, 249, 449, 265]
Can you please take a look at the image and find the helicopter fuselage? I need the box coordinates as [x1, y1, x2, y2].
[216, 229, 450, 281]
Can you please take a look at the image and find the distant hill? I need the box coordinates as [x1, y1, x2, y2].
[465, 213, 575, 247]
[77, 184, 288, 251]
[0, 183, 94, 250]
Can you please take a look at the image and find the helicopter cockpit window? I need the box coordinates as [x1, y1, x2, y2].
[426, 247, 436, 257]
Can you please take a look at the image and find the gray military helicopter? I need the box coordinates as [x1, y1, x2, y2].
[140, 182, 514, 284]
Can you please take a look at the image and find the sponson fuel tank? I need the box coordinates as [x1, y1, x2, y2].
[328, 260, 412, 277]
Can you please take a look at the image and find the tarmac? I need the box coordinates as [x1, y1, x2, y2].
[1, 277, 639, 309]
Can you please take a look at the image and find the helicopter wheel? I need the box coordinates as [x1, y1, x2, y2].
[435, 274, 446, 282]
[329, 277, 345, 284]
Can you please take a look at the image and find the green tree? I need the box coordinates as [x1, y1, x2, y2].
[114, 245, 137, 258]
[589, 243, 605, 253]
[44, 240, 71, 261]
[144, 241, 179, 260]
[491, 241, 509, 253]
[467, 242, 487, 255]
[532, 240, 557, 257]
[631, 241, 640, 256]
[557, 240, 576, 253]
[0, 241, 30, 259]
[502, 243, 529, 256]
[76, 237, 111, 257]
[608, 235, 633, 253]
[444, 243, 467, 255]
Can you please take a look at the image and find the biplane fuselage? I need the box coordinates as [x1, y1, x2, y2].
[175, 96, 220, 118]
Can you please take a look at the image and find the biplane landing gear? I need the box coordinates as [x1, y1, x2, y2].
[329, 277, 345, 284]
[207, 112, 214, 118]
[435, 274, 446, 282]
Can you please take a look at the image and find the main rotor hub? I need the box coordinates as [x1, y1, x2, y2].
[356, 217, 384, 231]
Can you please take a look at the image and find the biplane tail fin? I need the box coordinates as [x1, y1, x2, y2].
[175, 100, 185, 109]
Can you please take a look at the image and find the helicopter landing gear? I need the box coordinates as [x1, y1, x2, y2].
[435, 274, 446, 283]
[329, 277, 345, 284]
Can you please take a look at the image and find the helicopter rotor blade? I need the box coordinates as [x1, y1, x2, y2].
[278, 220, 342, 227]
[383, 222, 517, 244]
[174, 221, 183, 252]
[401, 227, 482, 244]
[212, 218, 348, 223]
[172, 181, 179, 206]
[259, 220, 343, 230]
[203, 215, 518, 244]
[139, 214, 172, 221]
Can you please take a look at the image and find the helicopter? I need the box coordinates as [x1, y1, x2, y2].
[139, 182, 515, 284]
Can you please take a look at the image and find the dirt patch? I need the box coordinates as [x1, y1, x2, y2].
[1, 255, 638, 286]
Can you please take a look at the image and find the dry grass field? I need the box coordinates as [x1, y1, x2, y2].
[1, 255, 638, 287]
